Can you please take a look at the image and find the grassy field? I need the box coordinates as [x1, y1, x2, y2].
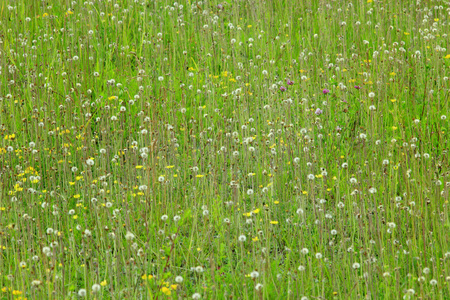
[1, 0, 450, 299]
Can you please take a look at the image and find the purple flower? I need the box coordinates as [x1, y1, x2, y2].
[354, 85, 361, 90]
[280, 86, 287, 92]
[315, 108, 323, 115]
[217, 3, 224, 9]
[287, 79, 294, 85]
[322, 89, 330, 94]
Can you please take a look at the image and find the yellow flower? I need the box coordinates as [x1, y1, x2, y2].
[252, 236, 259, 242]
[390, 99, 397, 103]
[136, 165, 143, 169]
[195, 174, 204, 178]
[170, 284, 178, 290]
[445, 54, 450, 59]
[100, 280, 107, 286]
[270, 221, 279, 225]
[161, 287, 171, 296]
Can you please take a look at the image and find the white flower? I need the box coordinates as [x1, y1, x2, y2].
[173, 215, 181, 222]
[161, 215, 168, 221]
[125, 231, 135, 241]
[238, 235, 247, 242]
[301, 248, 309, 255]
[298, 265, 305, 271]
[368, 92, 375, 98]
[250, 271, 259, 278]
[175, 276, 183, 283]
[307, 174, 315, 180]
[430, 279, 438, 285]
[255, 283, 263, 291]
[78, 289, 87, 297]
[315, 253, 322, 259]
[195, 266, 204, 273]
[352, 262, 361, 269]
[86, 159, 94, 166]
[92, 284, 101, 292]
[192, 293, 201, 299]
[158, 176, 165, 182]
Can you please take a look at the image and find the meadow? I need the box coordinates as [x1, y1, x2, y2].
[1, 0, 450, 299]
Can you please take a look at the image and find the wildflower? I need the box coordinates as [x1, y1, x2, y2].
[125, 231, 135, 241]
[354, 85, 361, 89]
[192, 293, 201, 299]
[322, 89, 330, 94]
[175, 276, 183, 283]
[315, 253, 322, 259]
[279, 86, 287, 92]
[255, 283, 263, 291]
[31, 280, 42, 286]
[352, 262, 361, 269]
[301, 248, 309, 254]
[250, 271, 259, 278]
[86, 159, 94, 166]
[161, 287, 171, 295]
[173, 215, 181, 222]
[78, 289, 87, 297]
[368, 92, 375, 98]
[92, 284, 101, 292]
[298, 265, 306, 271]
[315, 108, 323, 115]
[430, 279, 438, 285]
[287, 79, 294, 85]
[238, 235, 247, 242]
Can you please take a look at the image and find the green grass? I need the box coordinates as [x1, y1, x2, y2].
[1, 0, 450, 299]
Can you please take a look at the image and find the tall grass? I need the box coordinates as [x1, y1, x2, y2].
[1, 0, 450, 299]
